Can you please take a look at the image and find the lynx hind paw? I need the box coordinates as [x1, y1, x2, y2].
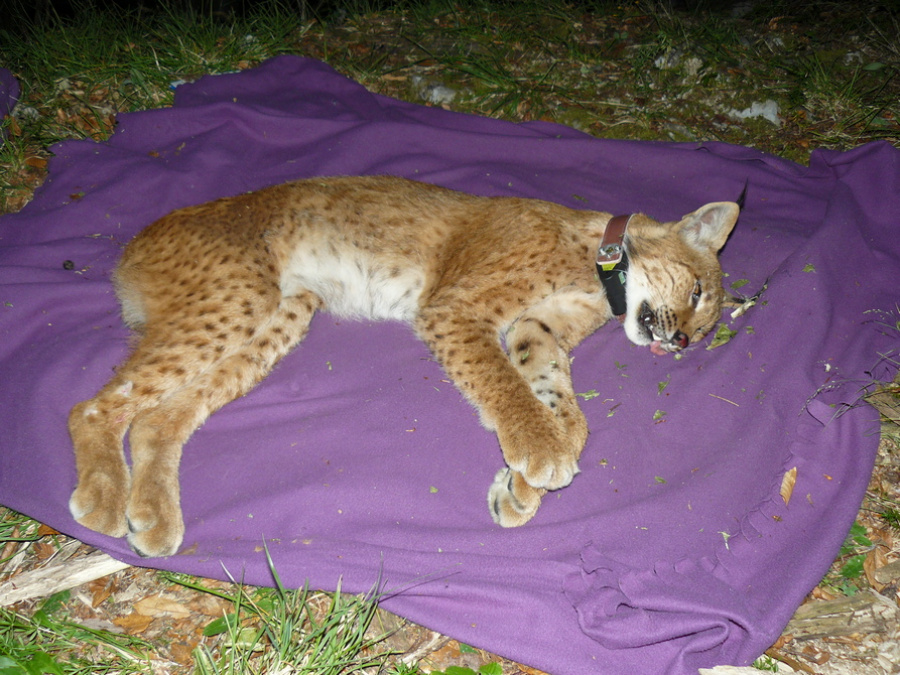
[126, 525, 184, 559]
[488, 467, 546, 527]
[125, 498, 185, 558]
[69, 477, 129, 539]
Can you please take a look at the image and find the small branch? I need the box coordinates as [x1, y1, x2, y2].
[0, 550, 129, 606]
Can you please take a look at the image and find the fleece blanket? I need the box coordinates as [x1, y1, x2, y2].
[1, 57, 897, 674]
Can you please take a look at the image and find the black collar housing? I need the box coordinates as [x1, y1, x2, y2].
[596, 214, 632, 319]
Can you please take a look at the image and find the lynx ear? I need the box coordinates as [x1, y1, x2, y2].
[678, 202, 740, 252]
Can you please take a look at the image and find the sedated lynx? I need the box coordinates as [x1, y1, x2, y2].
[68, 176, 740, 557]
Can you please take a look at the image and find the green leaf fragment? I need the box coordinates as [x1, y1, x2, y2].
[480, 664, 503, 675]
[730, 278, 750, 289]
[203, 612, 240, 636]
[720, 531, 732, 549]
[840, 554, 866, 579]
[577, 389, 600, 400]
[840, 521, 872, 555]
[23, 653, 65, 675]
[706, 323, 738, 350]
[802, 263, 816, 272]
[652, 409, 666, 421]
[0, 657, 27, 675]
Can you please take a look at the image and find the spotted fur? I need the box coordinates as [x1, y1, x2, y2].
[68, 176, 739, 556]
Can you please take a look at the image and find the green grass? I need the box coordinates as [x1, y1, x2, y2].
[751, 654, 781, 672]
[2, 0, 897, 202]
[0, 516, 417, 674]
[0, 592, 155, 675]
[187, 556, 389, 675]
[0, 510, 42, 556]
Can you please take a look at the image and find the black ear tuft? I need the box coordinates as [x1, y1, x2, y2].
[736, 180, 748, 211]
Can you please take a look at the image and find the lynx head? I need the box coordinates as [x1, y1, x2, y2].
[617, 202, 740, 355]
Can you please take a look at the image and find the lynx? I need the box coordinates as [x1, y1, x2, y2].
[68, 175, 740, 557]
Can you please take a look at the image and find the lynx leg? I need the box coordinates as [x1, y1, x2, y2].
[507, 316, 588, 449]
[124, 292, 319, 557]
[68, 333, 210, 539]
[68, 391, 133, 539]
[417, 308, 585, 531]
[488, 315, 589, 526]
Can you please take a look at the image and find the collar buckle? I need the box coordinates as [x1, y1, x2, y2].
[596, 215, 633, 320]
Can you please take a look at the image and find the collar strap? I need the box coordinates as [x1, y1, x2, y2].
[596, 214, 633, 320]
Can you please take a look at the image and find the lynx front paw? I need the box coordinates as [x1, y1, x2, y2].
[511, 449, 580, 491]
[501, 424, 580, 491]
[488, 468, 546, 527]
[126, 493, 184, 558]
[69, 471, 130, 538]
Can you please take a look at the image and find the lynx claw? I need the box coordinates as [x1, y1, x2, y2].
[488, 467, 546, 527]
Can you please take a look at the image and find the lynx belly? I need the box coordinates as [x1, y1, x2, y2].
[279, 246, 426, 322]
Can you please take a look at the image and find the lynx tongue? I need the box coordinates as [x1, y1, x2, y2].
[650, 340, 668, 356]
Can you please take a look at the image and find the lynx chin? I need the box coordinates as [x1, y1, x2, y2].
[68, 175, 740, 557]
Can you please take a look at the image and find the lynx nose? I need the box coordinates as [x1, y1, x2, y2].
[672, 331, 690, 349]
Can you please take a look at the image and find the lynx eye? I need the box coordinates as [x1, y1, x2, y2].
[690, 280, 702, 307]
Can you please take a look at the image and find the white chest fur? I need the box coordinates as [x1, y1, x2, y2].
[279, 244, 426, 322]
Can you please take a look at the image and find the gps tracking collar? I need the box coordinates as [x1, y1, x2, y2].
[596, 214, 632, 321]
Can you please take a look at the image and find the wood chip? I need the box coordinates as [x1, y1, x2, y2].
[0, 550, 130, 606]
[872, 559, 900, 585]
[399, 630, 451, 666]
[785, 590, 899, 640]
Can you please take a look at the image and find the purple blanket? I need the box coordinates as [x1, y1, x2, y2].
[1, 56, 897, 673]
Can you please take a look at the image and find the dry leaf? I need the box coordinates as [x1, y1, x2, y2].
[770, 633, 793, 650]
[780, 466, 798, 505]
[6, 114, 22, 136]
[811, 586, 838, 601]
[133, 593, 192, 619]
[88, 577, 113, 608]
[33, 541, 58, 560]
[113, 612, 154, 634]
[193, 593, 232, 617]
[863, 546, 888, 591]
[169, 640, 198, 665]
